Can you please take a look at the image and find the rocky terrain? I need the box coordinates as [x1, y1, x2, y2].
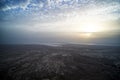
[0, 44, 120, 80]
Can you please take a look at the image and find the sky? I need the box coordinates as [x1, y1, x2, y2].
[0, 0, 120, 45]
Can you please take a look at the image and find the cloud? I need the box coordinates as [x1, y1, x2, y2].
[0, 0, 31, 11]
[0, 0, 119, 12]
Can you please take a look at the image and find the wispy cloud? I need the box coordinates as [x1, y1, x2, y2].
[0, 0, 31, 11]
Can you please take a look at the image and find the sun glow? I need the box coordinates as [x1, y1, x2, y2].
[63, 13, 108, 33]
[84, 33, 92, 37]
[72, 32, 93, 39]
[80, 33, 93, 38]
[81, 24, 102, 32]
[78, 18, 105, 33]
